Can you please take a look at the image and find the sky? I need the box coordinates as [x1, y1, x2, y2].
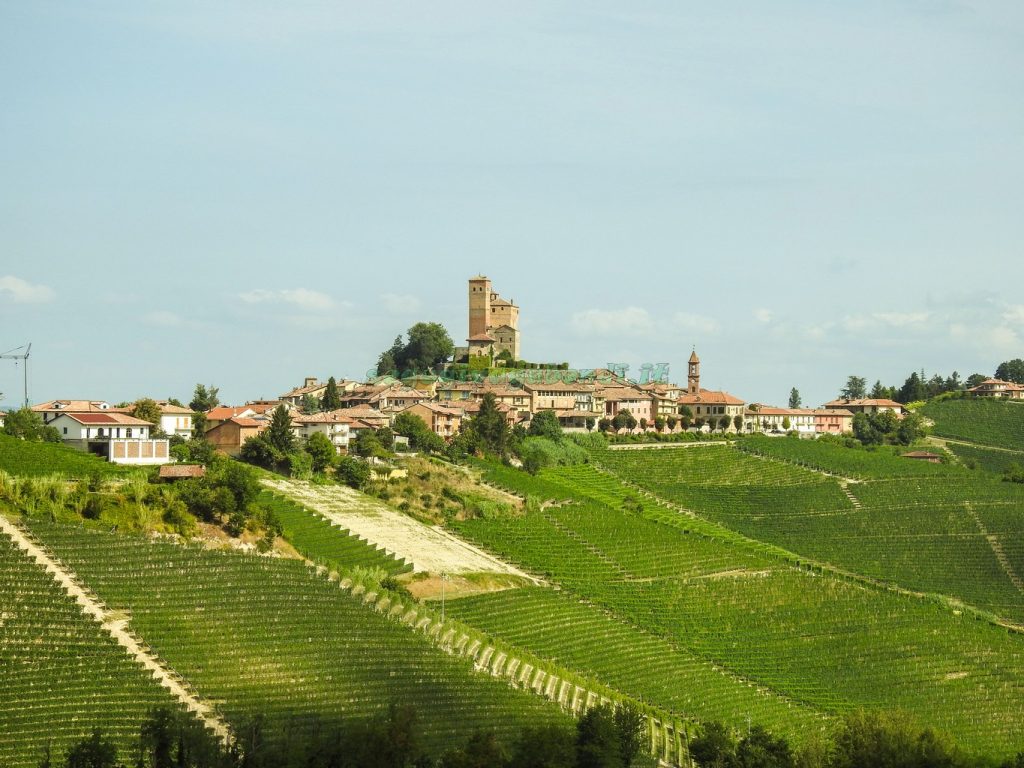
[1, 1, 1022, 408]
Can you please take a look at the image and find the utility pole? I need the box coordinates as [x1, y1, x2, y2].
[0, 343, 31, 408]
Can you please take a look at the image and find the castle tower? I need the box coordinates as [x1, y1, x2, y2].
[468, 276, 491, 339]
[687, 349, 701, 394]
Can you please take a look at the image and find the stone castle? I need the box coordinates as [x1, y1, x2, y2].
[463, 275, 521, 360]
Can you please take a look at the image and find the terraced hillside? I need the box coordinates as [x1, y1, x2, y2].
[598, 442, 1024, 625]
[451, 460, 1024, 756]
[0, 527, 182, 767]
[921, 398, 1024, 451]
[23, 519, 569, 755]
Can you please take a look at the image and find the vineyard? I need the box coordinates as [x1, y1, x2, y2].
[258, 489, 413, 576]
[920, 398, 1024, 451]
[0, 529, 180, 767]
[453, 460, 1024, 756]
[21, 519, 569, 755]
[946, 442, 1024, 475]
[0, 434, 132, 478]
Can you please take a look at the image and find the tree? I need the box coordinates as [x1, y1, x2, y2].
[895, 412, 926, 446]
[440, 730, 507, 768]
[576, 704, 623, 768]
[65, 729, 118, 768]
[377, 335, 405, 376]
[321, 376, 342, 411]
[964, 373, 987, 389]
[140, 707, 175, 768]
[788, 388, 801, 409]
[510, 723, 576, 768]
[300, 394, 321, 414]
[336, 456, 370, 489]
[2, 407, 60, 442]
[840, 376, 867, 400]
[304, 432, 338, 473]
[132, 398, 163, 428]
[528, 410, 563, 441]
[736, 726, 793, 768]
[353, 429, 387, 458]
[472, 393, 509, 455]
[996, 359, 1024, 384]
[189, 384, 220, 412]
[718, 415, 731, 431]
[781, 416, 791, 431]
[654, 416, 666, 431]
[266, 405, 295, 454]
[897, 372, 926, 404]
[239, 434, 282, 469]
[612, 411, 637, 432]
[613, 704, 644, 768]
[689, 722, 735, 768]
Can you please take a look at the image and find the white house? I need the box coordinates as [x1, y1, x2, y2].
[292, 411, 353, 452]
[31, 400, 113, 424]
[154, 402, 194, 438]
[745, 407, 817, 436]
[48, 412, 170, 465]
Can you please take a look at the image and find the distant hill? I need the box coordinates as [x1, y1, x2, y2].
[920, 398, 1024, 452]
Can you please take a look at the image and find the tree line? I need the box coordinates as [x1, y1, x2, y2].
[836, 358, 1024, 405]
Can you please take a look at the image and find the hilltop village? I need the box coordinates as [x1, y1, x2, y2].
[7, 275, 1020, 466]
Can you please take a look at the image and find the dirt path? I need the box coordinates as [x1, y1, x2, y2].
[0, 515, 233, 746]
[263, 478, 539, 580]
[963, 503, 1024, 595]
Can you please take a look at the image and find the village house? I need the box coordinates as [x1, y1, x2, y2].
[814, 408, 854, 434]
[292, 411, 353, 452]
[967, 378, 1024, 400]
[398, 401, 464, 439]
[205, 416, 268, 456]
[600, 385, 654, 424]
[821, 398, 906, 416]
[31, 399, 113, 424]
[47, 412, 170, 465]
[279, 377, 358, 406]
[152, 401, 194, 439]
[744, 407, 817, 436]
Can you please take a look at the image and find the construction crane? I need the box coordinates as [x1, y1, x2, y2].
[0, 343, 31, 408]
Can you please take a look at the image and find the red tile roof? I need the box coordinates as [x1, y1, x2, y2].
[677, 389, 745, 406]
[159, 464, 206, 479]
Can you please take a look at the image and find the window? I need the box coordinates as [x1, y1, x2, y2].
[63, 427, 67, 435]
[127, 429, 133, 438]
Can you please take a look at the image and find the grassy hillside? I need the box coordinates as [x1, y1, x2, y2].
[452, 460, 1024, 756]
[946, 442, 1024, 474]
[921, 398, 1024, 451]
[0, 529, 181, 768]
[24, 519, 569, 755]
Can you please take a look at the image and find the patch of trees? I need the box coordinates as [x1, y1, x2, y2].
[851, 411, 927, 447]
[838, 362, 1024, 406]
[1, 407, 60, 442]
[995, 359, 1024, 385]
[1004, 463, 1024, 485]
[189, 384, 220, 413]
[376, 323, 455, 376]
[393, 412, 446, 454]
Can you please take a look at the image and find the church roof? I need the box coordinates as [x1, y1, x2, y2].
[688, 350, 700, 364]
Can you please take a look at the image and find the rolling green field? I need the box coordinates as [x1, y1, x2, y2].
[921, 398, 1024, 451]
[946, 441, 1024, 475]
[23, 519, 569, 755]
[452, 460, 1024, 756]
[0, 529, 180, 768]
[0, 433, 134, 478]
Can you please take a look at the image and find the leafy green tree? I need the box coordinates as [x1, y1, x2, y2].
[337, 456, 371, 489]
[964, 373, 987, 389]
[140, 707, 175, 768]
[788, 388, 801, 409]
[897, 372, 926, 404]
[613, 704, 644, 768]
[612, 411, 637, 431]
[690, 721, 736, 768]
[718, 415, 731, 431]
[376, 426, 395, 450]
[321, 376, 342, 411]
[735, 725, 793, 768]
[576, 704, 623, 768]
[132, 398, 163, 428]
[840, 376, 867, 400]
[377, 335, 405, 376]
[403, 322, 455, 372]
[239, 434, 283, 470]
[472, 392, 509, 455]
[266, 405, 295, 454]
[733, 414, 744, 432]
[353, 429, 387, 458]
[65, 729, 118, 768]
[781, 416, 791, 431]
[528, 410, 563, 441]
[300, 394, 321, 414]
[304, 432, 337, 473]
[852, 414, 883, 446]
[895, 413, 926, 446]
[996, 359, 1024, 384]
[2, 407, 60, 442]
[189, 384, 220, 412]
[440, 730, 507, 768]
[509, 723, 576, 768]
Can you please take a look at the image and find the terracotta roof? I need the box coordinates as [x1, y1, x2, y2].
[409, 402, 465, 416]
[813, 408, 854, 417]
[600, 386, 649, 402]
[822, 398, 904, 409]
[677, 389, 745, 406]
[689, 350, 700, 364]
[490, 297, 514, 306]
[224, 417, 267, 429]
[159, 464, 206, 479]
[61, 413, 153, 426]
[746, 407, 816, 416]
[293, 410, 354, 424]
[31, 400, 111, 413]
[279, 381, 326, 398]
[467, 333, 496, 342]
[968, 378, 1024, 391]
[156, 402, 194, 415]
[206, 406, 256, 420]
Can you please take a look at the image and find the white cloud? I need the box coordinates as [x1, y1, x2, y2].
[380, 293, 422, 315]
[0, 275, 55, 303]
[571, 307, 654, 337]
[753, 308, 774, 324]
[1003, 305, 1024, 325]
[671, 312, 719, 334]
[238, 288, 334, 311]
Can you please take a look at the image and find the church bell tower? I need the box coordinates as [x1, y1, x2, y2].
[687, 349, 701, 394]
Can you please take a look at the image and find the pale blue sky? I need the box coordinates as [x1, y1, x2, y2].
[1, 1, 1022, 407]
